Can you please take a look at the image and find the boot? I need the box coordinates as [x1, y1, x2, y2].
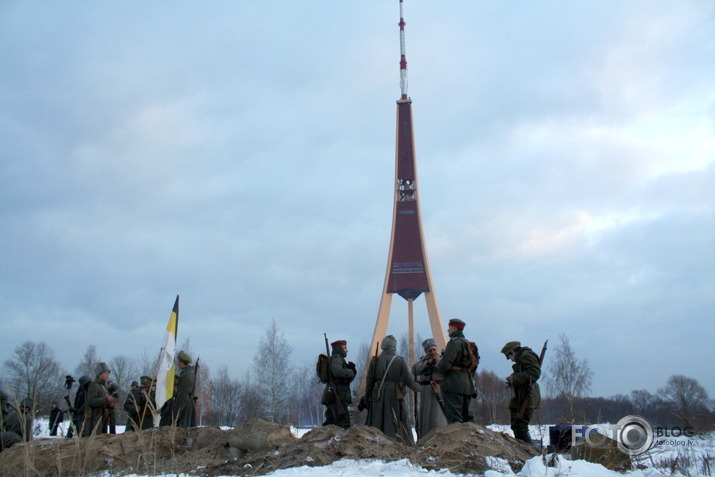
[514, 430, 533, 445]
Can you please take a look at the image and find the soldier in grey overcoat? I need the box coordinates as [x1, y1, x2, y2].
[321, 340, 356, 428]
[83, 362, 119, 437]
[364, 335, 420, 445]
[436, 318, 476, 424]
[170, 350, 196, 427]
[412, 338, 447, 439]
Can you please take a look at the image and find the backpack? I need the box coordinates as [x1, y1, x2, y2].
[460, 338, 480, 373]
[316, 354, 330, 383]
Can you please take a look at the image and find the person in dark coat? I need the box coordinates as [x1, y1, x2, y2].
[125, 376, 156, 430]
[123, 381, 140, 431]
[49, 401, 63, 436]
[170, 351, 196, 427]
[412, 338, 448, 439]
[436, 318, 476, 424]
[502, 341, 541, 444]
[4, 398, 34, 442]
[363, 335, 420, 445]
[67, 375, 90, 438]
[321, 340, 356, 429]
[83, 362, 118, 437]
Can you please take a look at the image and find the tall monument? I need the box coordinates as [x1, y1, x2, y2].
[368, 0, 446, 367]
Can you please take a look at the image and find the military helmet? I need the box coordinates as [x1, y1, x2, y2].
[501, 341, 521, 358]
[79, 375, 91, 386]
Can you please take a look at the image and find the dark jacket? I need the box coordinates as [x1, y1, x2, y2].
[436, 330, 476, 396]
[171, 365, 196, 427]
[509, 346, 541, 410]
[321, 349, 356, 405]
[83, 379, 111, 436]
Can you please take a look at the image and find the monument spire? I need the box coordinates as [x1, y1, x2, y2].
[367, 0, 446, 370]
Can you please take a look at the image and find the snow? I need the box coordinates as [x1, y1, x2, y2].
[28, 419, 714, 476]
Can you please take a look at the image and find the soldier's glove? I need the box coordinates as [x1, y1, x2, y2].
[347, 361, 356, 369]
[357, 397, 367, 412]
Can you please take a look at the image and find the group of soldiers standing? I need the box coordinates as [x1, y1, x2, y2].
[0, 349, 197, 451]
[322, 318, 542, 446]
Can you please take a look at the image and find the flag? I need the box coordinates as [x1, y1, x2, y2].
[155, 295, 179, 426]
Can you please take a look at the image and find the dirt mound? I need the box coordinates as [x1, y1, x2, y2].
[0, 420, 539, 476]
[415, 422, 540, 474]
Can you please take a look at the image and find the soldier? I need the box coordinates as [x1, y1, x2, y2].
[364, 335, 420, 445]
[4, 398, 34, 442]
[0, 390, 23, 451]
[67, 375, 90, 438]
[170, 350, 196, 427]
[83, 362, 119, 437]
[501, 341, 541, 444]
[49, 401, 63, 436]
[321, 339, 356, 429]
[123, 381, 142, 431]
[107, 381, 119, 434]
[412, 338, 448, 439]
[137, 376, 156, 430]
[436, 318, 477, 424]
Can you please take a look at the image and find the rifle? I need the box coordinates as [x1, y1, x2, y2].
[514, 340, 548, 419]
[324, 334, 346, 417]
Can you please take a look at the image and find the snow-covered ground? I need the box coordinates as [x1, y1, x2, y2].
[31, 419, 715, 476]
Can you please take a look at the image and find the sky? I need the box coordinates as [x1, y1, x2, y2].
[1, 1, 714, 401]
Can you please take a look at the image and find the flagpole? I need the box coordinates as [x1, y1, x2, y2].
[154, 295, 179, 427]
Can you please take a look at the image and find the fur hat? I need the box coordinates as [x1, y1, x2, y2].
[140, 376, 152, 387]
[94, 362, 110, 377]
[381, 335, 397, 352]
[421, 338, 437, 351]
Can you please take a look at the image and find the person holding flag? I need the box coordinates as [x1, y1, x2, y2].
[170, 350, 197, 427]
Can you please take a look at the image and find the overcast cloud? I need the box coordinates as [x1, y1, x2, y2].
[1, 1, 713, 399]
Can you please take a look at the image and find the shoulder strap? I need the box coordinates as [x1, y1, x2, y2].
[376, 355, 398, 398]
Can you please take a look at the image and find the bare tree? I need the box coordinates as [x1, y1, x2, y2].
[252, 319, 293, 424]
[3, 341, 67, 413]
[211, 365, 243, 426]
[241, 371, 267, 421]
[659, 375, 709, 429]
[475, 370, 511, 424]
[630, 389, 655, 416]
[546, 333, 593, 421]
[288, 362, 324, 426]
[109, 355, 138, 391]
[74, 345, 100, 379]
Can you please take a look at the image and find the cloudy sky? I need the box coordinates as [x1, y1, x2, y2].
[1, 1, 713, 400]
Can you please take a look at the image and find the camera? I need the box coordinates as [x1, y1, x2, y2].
[65, 375, 75, 389]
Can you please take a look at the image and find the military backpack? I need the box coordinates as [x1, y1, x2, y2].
[316, 354, 330, 383]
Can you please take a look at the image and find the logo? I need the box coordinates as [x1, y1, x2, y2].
[572, 415, 654, 456]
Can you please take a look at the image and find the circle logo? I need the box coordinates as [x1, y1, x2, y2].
[615, 415, 653, 455]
